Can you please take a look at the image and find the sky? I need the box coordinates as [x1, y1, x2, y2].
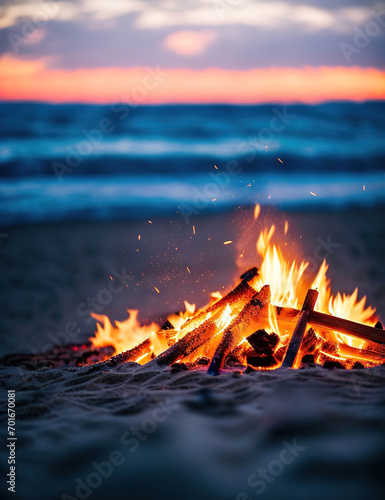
[0, 0, 384, 103]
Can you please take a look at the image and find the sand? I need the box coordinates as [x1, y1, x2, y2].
[1, 206, 384, 499]
[1, 361, 385, 500]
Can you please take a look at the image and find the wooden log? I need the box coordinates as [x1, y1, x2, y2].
[309, 311, 385, 345]
[207, 285, 271, 376]
[146, 270, 259, 368]
[258, 307, 385, 346]
[146, 312, 220, 367]
[103, 338, 152, 366]
[338, 344, 385, 364]
[281, 289, 319, 368]
[246, 329, 280, 356]
[101, 320, 173, 367]
[299, 328, 323, 357]
[225, 343, 248, 365]
[178, 267, 258, 333]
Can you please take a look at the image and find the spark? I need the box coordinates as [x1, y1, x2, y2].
[310, 191, 317, 196]
[363, 185, 366, 191]
[214, 165, 218, 170]
[254, 203, 261, 220]
[154, 286, 160, 293]
[265, 146, 268, 152]
[192, 225, 196, 235]
[223, 240, 232, 245]
[148, 220, 152, 223]
[277, 158, 283, 164]
[186, 266, 191, 274]
[138, 234, 141, 240]
[212, 198, 216, 201]
[284, 221, 289, 234]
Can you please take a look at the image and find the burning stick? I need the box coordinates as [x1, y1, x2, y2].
[101, 321, 174, 367]
[299, 328, 323, 357]
[146, 311, 221, 368]
[103, 338, 152, 366]
[309, 311, 385, 345]
[207, 285, 271, 376]
[146, 269, 259, 368]
[259, 308, 385, 347]
[281, 289, 319, 368]
[338, 344, 385, 364]
[189, 267, 258, 321]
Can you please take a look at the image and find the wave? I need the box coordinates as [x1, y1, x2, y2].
[1, 172, 384, 226]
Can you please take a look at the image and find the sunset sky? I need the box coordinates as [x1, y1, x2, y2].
[0, 0, 384, 104]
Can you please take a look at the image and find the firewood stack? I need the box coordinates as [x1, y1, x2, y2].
[144, 267, 385, 374]
[2, 267, 384, 373]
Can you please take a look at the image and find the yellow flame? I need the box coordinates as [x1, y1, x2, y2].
[91, 309, 159, 355]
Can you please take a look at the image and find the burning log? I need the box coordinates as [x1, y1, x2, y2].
[260, 307, 385, 347]
[101, 320, 174, 367]
[103, 338, 152, 367]
[207, 285, 271, 376]
[281, 289, 319, 368]
[299, 328, 323, 357]
[309, 311, 385, 345]
[146, 312, 219, 367]
[181, 267, 258, 330]
[247, 355, 277, 370]
[225, 343, 248, 365]
[246, 329, 280, 356]
[146, 270, 260, 369]
[338, 344, 385, 364]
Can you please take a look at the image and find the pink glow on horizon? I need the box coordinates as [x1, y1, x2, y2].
[0, 57, 384, 104]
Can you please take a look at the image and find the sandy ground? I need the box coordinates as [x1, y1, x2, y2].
[1, 361, 385, 500]
[0, 206, 385, 500]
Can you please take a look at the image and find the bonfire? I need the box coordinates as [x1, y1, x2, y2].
[89, 205, 384, 374]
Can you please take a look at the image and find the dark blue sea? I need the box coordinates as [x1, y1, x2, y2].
[0, 101, 384, 225]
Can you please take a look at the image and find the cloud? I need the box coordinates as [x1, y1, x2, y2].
[135, 1, 373, 33]
[0, 0, 384, 70]
[163, 30, 216, 56]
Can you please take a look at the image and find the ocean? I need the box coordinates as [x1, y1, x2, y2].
[0, 101, 384, 226]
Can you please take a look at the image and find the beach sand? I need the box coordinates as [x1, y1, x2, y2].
[1, 206, 384, 500]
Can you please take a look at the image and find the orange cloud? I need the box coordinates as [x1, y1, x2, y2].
[0, 56, 384, 104]
[164, 30, 216, 56]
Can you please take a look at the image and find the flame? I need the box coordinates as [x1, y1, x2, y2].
[90, 204, 380, 369]
[329, 289, 376, 347]
[168, 300, 196, 330]
[91, 309, 159, 355]
[255, 225, 309, 309]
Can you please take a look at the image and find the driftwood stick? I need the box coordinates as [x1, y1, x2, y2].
[100, 320, 173, 367]
[178, 268, 258, 334]
[207, 285, 271, 376]
[146, 311, 220, 367]
[103, 338, 152, 366]
[309, 311, 384, 345]
[258, 307, 385, 346]
[146, 270, 259, 368]
[338, 344, 385, 364]
[300, 328, 323, 357]
[281, 289, 319, 368]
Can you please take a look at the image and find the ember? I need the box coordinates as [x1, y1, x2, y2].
[88, 206, 384, 374]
